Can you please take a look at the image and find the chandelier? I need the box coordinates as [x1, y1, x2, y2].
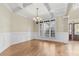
[33, 8, 42, 22]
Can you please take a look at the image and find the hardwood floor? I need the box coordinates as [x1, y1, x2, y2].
[0, 39, 79, 56]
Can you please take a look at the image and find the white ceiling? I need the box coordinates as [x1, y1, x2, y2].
[5, 3, 73, 20]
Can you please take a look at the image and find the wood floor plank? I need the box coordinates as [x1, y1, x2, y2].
[0, 39, 79, 56]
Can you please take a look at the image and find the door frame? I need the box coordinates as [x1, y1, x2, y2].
[69, 23, 79, 41]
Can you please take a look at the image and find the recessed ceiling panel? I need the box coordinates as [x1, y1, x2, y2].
[5, 3, 69, 18]
[23, 3, 50, 16]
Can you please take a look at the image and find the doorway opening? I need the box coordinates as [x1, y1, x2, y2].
[69, 23, 79, 41]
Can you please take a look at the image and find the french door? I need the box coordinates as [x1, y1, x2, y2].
[39, 20, 55, 39]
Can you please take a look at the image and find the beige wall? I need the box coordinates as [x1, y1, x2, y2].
[56, 16, 68, 32]
[0, 4, 11, 32]
[68, 8, 79, 23]
[0, 4, 34, 32]
[10, 13, 34, 32]
[32, 22, 39, 32]
[56, 16, 64, 32]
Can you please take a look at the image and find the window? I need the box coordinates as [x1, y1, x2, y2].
[38, 20, 55, 38]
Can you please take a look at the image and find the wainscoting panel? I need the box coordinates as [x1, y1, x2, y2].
[0, 32, 32, 53]
[10, 32, 32, 45]
[55, 32, 69, 43]
[0, 32, 10, 53]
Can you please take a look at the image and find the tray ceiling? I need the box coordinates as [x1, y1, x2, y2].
[5, 3, 75, 19]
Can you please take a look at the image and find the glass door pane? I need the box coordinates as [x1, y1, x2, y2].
[43, 22, 50, 38]
[50, 21, 55, 37]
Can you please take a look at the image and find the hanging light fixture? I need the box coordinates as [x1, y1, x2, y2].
[33, 8, 42, 22]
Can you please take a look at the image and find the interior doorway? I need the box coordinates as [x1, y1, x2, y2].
[69, 23, 79, 41]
